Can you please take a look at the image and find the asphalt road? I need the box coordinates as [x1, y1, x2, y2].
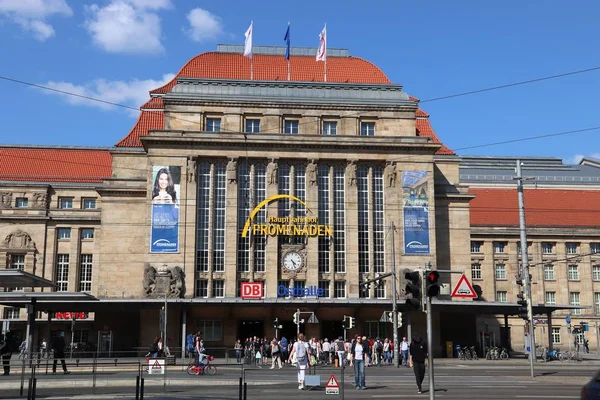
[1, 360, 595, 399]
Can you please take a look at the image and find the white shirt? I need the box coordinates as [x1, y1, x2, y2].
[354, 343, 364, 360]
[401, 341, 409, 351]
[322, 342, 331, 352]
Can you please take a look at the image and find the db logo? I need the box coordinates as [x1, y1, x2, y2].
[240, 282, 264, 299]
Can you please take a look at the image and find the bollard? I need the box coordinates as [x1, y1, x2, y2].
[243, 382, 247, 400]
[335, 358, 338, 368]
[32, 378, 37, 400]
[27, 377, 32, 400]
[20, 357, 26, 396]
[140, 378, 145, 400]
[238, 377, 242, 400]
[135, 375, 140, 400]
[340, 365, 345, 399]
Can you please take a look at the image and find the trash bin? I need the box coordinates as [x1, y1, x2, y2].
[446, 341, 453, 358]
[454, 344, 461, 358]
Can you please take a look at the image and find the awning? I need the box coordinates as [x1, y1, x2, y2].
[0, 292, 98, 311]
[0, 269, 55, 288]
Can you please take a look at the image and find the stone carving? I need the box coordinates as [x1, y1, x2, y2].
[385, 161, 397, 188]
[346, 161, 357, 186]
[187, 159, 197, 183]
[3, 230, 36, 250]
[32, 193, 48, 208]
[267, 159, 278, 186]
[226, 159, 237, 184]
[307, 160, 317, 187]
[0, 192, 12, 208]
[143, 265, 186, 298]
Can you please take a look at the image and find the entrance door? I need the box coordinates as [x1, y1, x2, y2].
[238, 320, 264, 340]
[321, 320, 343, 341]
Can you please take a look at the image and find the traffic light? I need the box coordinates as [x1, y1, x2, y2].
[348, 317, 356, 329]
[387, 312, 393, 321]
[425, 270, 440, 297]
[273, 318, 279, 328]
[398, 312, 403, 328]
[517, 292, 528, 320]
[342, 318, 347, 330]
[404, 269, 423, 311]
[293, 312, 298, 325]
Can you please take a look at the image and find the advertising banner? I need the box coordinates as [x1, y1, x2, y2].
[402, 170, 430, 254]
[150, 166, 181, 253]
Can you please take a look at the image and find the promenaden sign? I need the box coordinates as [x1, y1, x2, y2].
[241, 194, 333, 238]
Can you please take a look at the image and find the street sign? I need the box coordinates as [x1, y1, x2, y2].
[307, 314, 319, 323]
[451, 274, 477, 298]
[148, 358, 165, 375]
[380, 311, 390, 323]
[325, 374, 339, 395]
[565, 315, 571, 325]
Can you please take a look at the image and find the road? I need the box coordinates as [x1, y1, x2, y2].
[1, 359, 595, 399]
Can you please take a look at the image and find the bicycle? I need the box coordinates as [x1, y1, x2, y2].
[187, 355, 217, 375]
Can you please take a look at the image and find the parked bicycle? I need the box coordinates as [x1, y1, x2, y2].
[457, 345, 478, 360]
[187, 355, 217, 375]
[485, 346, 509, 360]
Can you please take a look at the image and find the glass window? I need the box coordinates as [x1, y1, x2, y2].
[9, 254, 25, 291]
[495, 264, 506, 280]
[237, 163, 250, 273]
[322, 121, 337, 135]
[57, 228, 71, 239]
[542, 242, 554, 254]
[284, 120, 299, 134]
[372, 166, 385, 274]
[357, 165, 369, 274]
[292, 164, 306, 246]
[551, 327, 561, 344]
[82, 199, 96, 209]
[517, 242, 531, 255]
[195, 280, 208, 298]
[59, 198, 73, 209]
[566, 243, 578, 254]
[79, 254, 92, 292]
[333, 165, 346, 273]
[568, 265, 579, 281]
[196, 162, 210, 272]
[56, 254, 69, 292]
[593, 265, 600, 281]
[16, 197, 28, 208]
[591, 243, 600, 254]
[277, 164, 291, 267]
[493, 242, 506, 253]
[471, 263, 482, 280]
[570, 292, 581, 315]
[278, 280, 289, 298]
[206, 118, 221, 132]
[544, 264, 555, 280]
[375, 282, 386, 299]
[470, 241, 482, 253]
[359, 278, 369, 299]
[317, 165, 330, 273]
[245, 119, 260, 133]
[3, 307, 20, 319]
[595, 292, 600, 316]
[236, 280, 249, 297]
[334, 281, 346, 298]
[253, 164, 267, 273]
[212, 163, 226, 272]
[360, 122, 375, 136]
[196, 320, 222, 341]
[318, 280, 330, 298]
[212, 280, 225, 298]
[80, 228, 94, 240]
[545, 291, 556, 305]
[74, 330, 89, 343]
[496, 291, 507, 303]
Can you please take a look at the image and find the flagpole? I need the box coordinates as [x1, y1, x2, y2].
[324, 23, 327, 82]
[251, 57, 254, 80]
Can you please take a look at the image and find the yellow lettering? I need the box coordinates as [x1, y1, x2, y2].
[292, 225, 301, 236]
[309, 225, 317, 235]
[324, 226, 333, 236]
[252, 224, 261, 235]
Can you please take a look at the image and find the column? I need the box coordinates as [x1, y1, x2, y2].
[547, 312, 553, 351]
[181, 307, 187, 359]
[345, 161, 358, 297]
[306, 161, 319, 290]
[225, 159, 239, 297]
[265, 159, 279, 298]
[69, 227, 80, 293]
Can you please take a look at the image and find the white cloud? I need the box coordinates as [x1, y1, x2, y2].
[0, 0, 72, 41]
[567, 153, 600, 165]
[185, 8, 223, 42]
[84, 0, 172, 55]
[41, 73, 175, 116]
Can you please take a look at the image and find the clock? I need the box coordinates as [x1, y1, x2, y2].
[283, 251, 303, 272]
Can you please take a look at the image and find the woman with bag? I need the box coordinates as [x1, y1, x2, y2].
[288, 333, 311, 390]
[270, 339, 282, 369]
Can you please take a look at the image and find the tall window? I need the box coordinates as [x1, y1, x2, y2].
[245, 119, 260, 133]
[237, 162, 251, 273]
[334, 281, 346, 298]
[196, 162, 211, 273]
[79, 254, 92, 292]
[195, 280, 208, 298]
[375, 282, 386, 299]
[496, 291, 507, 303]
[80, 228, 94, 240]
[542, 242, 554, 254]
[595, 292, 600, 315]
[357, 165, 369, 274]
[3, 308, 20, 319]
[206, 118, 221, 132]
[284, 120, 299, 134]
[493, 242, 506, 253]
[593, 265, 600, 281]
[551, 327, 561, 344]
[471, 241, 482, 253]
[333, 165, 346, 273]
[322, 121, 337, 135]
[56, 254, 69, 292]
[318, 165, 330, 273]
[591, 243, 600, 254]
[57, 228, 71, 239]
[212, 163, 226, 272]
[292, 164, 306, 245]
[568, 265, 579, 280]
[570, 292, 581, 315]
[318, 280, 330, 298]
[372, 166, 385, 274]
[59, 198, 73, 209]
[471, 263, 482, 280]
[9, 254, 25, 291]
[253, 164, 267, 273]
[566, 243, 578, 254]
[278, 164, 291, 262]
[544, 264, 555, 280]
[495, 263, 506, 280]
[212, 280, 225, 298]
[82, 198, 96, 209]
[545, 291, 556, 305]
[360, 122, 375, 136]
[197, 320, 222, 341]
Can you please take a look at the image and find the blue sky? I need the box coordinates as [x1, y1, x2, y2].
[1, 0, 599, 163]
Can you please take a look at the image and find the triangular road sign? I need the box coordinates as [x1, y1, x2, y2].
[307, 314, 319, 323]
[326, 374, 339, 388]
[151, 360, 162, 370]
[451, 274, 477, 298]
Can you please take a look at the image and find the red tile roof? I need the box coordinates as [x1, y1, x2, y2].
[0, 148, 112, 183]
[469, 188, 600, 227]
[416, 118, 455, 155]
[141, 97, 164, 110]
[115, 111, 164, 147]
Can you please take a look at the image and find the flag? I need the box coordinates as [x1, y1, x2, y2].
[316, 24, 326, 62]
[284, 23, 290, 60]
[244, 21, 253, 58]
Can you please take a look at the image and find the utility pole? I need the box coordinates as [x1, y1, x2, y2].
[296, 309, 301, 337]
[516, 160, 535, 378]
[163, 291, 168, 346]
[425, 263, 435, 400]
[390, 222, 400, 368]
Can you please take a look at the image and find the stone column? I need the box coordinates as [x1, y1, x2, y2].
[70, 227, 80, 293]
[207, 163, 215, 297]
[265, 159, 280, 298]
[225, 158, 239, 297]
[368, 166, 375, 298]
[385, 163, 402, 300]
[345, 160, 359, 297]
[306, 160, 319, 289]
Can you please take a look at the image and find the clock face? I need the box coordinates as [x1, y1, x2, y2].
[283, 251, 303, 271]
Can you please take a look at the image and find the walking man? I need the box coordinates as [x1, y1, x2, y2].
[409, 334, 427, 394]
[401, 337, 409, 366]
[51, 332, 70, 375]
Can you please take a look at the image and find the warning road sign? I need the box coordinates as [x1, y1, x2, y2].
[326, 374, 339, 395]
[451, 274, 477, 299]
[148, 358, 165, 375]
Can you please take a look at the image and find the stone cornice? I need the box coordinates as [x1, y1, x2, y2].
[96, 187, 146, 197]
[165, 100, 416, 113]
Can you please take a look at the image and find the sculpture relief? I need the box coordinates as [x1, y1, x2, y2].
[143, 265, 186, 298]
[3, 230, 36, 250]
[0, 192, 12, 208]
[267, 159, 278, 186]
[306, 160, 317, 187]
[32, 193, 48, 208]
[226, 159, 237, 185]
[346, 161, 357, 186]
[187, 159, 197, 183]
[385, 161, 397, 188]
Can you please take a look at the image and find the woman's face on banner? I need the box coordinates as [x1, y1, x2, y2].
[158, 173, 169, 190]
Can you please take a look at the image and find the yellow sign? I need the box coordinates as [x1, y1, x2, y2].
[241, 194, 333, 238]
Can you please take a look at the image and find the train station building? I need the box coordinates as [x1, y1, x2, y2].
[0, 45, 598, 357]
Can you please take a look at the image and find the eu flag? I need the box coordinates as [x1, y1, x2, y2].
[284, 24, 290, 60]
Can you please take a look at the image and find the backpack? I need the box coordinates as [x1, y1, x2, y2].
[376, 341, 383, 352]
[296, 341, 307, 363]
[186, 334, 194, 352]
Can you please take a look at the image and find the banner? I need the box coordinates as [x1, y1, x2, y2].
[402, 171, 430, 254]
[150, 166, 181, 253]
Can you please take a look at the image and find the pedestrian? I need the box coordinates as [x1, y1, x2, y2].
[234, 339, 243, 364]
[350, 335, 366, 390]
[401, 337, 409, 366]
[409, 334, 427, 394]
[288, 333, 310, 390]
[270, 338, 282, 369]
[51, 332, 70, 375]
[0, 331, 17, 375]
